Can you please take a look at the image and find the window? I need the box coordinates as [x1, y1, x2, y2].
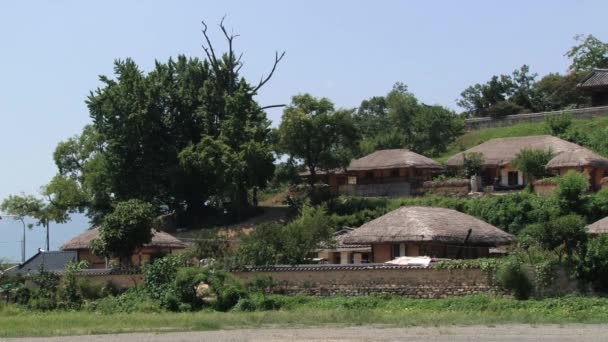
[365, 171, 374, 179]
[508, 171, 518, 186]
[390, 169, 399, 177]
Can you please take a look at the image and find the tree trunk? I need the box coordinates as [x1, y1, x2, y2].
[45, 222, 50, 251]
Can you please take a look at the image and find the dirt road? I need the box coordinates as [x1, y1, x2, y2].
[4, 325, 608, 342]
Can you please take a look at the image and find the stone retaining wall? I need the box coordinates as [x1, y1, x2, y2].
[422, 179, 469, 197]
[464, 106, 608, 130]
[232, 265, 496, 298]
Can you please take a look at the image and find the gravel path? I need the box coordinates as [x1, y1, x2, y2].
[4, 325, 608, 342]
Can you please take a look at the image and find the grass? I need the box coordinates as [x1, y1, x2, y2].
[3, 295, 608, 337]
[435, 115, 608, 162]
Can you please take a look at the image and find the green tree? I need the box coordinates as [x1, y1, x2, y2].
[545, 112, 573, 137]
[91, 199, 157, 265]
[238, 205, 334, 265]
[566, 34, 608, 72]
[1, 191, 75, 251]
[462, 152, 484, 177]
[511, 148, 554, 186]
[52, 20, 281, 224]
[520, 214, 587, 260]
[277, 94, 359, 189]
[555, 171, 589, 214]
[536, 72, 589, 111]
[581, 235, 608, 291]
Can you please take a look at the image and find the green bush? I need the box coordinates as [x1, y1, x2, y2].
[555, 171, 589, 214]
[581, 235, 608, 292]
[142, 255, 182, 300]
[519, 215, 587, 261]
[496, 258, 533, 300]
[215, 285, 248, 312]
[174, 267, 205, 309]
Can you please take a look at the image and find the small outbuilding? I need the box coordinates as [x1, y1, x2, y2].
[342, 206, 514, 262]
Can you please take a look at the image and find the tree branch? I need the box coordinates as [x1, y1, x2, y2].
[261, 104, 287, 110]
[201, 20, 220, 73]
[253, 51, 286, 93]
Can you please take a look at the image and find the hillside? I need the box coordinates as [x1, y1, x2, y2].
[436, 116, 608, 162]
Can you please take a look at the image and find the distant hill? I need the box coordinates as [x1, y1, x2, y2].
[436, 116, 608, 162]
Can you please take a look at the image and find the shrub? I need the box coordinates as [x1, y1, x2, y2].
[215, 284, 248, 312]
[555, 171, 589, 214]
[142, 255, 181, 300]
[519, 215, 587, 261]
[545, 112, 573, 136]
[174, 267, 205, 309]
[496, 258, 532, 300]
[233, 298, 257, 311]
[580, 235, 608, 292]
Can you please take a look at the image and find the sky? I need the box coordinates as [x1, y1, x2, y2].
[1, 0, 607, 261]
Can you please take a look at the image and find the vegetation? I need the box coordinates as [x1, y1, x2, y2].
[4, 295, 608, 337]
[511, 148, 554, 186]
[237, 205, 334, 265]
[276, 94, 359, 190]
[457, 34, 608, 117]
[353, 83, 464, 157]
[91, 199, 157, 265]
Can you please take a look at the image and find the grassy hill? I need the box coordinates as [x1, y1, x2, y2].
[435, 116, 608, 162]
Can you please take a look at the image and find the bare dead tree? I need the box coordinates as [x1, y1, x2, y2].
[200, 18, 286, 108]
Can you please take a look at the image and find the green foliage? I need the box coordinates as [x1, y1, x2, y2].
[173, 267, 206, 309]
[486, 101, 526, 119]
[354, 82, 463, 157]
[566, 34, 608, 72]
[520, 215, 588, 260]
[277, 94, 359, 188]
[588, 189, 608, 222]
[238, 205, 334, 265]
[580, 235, 608, 292]
[496, 258, 532, 300]
[142, 255, 182, 301]
[511, 148, 554, 183]
[555, 171, 589, 213]
[193, 228, 232, 262]
[49, 22, 278, 224]
[461, 152, 484, 177]
[91, 199, 156, 263]
[536, 73, 589, 111]
[545, 112, 574, 136]
[58, 261, 92, 308]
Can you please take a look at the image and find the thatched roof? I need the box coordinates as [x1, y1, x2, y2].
[342, 206, 514, 246]
[578, 69, 608, 90]
[546, 148, 608, 169]
[348, 149, 443, 171]
[445, 135, 598, 168]
[587, 217, 608, 235]
[61, 228, 187, 250]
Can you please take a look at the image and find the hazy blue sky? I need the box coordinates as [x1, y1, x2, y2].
[1, 0, 607, 261]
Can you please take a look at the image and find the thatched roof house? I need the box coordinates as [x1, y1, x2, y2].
[61, 228, 187, 268]
[445, 135, 608, 190]
[61, 228, 187, 250]
[348, 149, 443, 171]
[343, 206, 514, 261]
[545, 148, 608, 170]
[587, 217, 608, 235]
[445, 135, 583, 167]
[318, 227, 371, 264]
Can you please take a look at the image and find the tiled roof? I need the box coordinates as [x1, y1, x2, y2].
[578, 69, 608, 89]
[6, 250, 77, 274]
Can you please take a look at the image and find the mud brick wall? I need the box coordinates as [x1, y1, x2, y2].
[232, 265, 497, 298]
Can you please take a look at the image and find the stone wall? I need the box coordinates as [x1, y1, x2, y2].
[464, 106, 608, 130]
[83, 271, 144, 289]
[422, 179, 469, 197]
[232, 265, 496, 298]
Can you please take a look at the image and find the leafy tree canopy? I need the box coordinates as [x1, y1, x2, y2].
[47, 20, 282, 224]
[566, 34, 608, 72]
[511, 148, 554, 183]
[276, 94, 359, 186]
[91, 199, 157, 263]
